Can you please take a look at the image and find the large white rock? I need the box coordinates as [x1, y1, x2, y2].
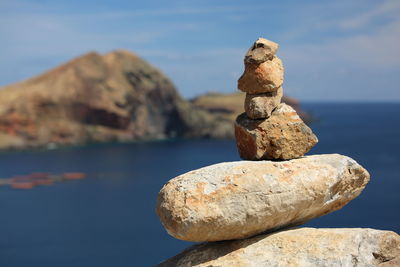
[156, 154, 370, 242]
[157, 228, 400, 267]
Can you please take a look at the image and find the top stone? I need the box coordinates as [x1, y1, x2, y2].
[245, 37, 279, 64]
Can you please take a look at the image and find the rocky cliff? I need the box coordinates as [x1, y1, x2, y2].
[0, 51, 232, 150]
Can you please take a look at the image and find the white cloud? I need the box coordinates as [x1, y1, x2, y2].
[282, 1, 400, 69]
[271, 0, 400, 101]
[337, 0, 400, 30]
[0, 0, 399, 101]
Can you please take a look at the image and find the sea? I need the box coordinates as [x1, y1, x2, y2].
[0, 103, 399, 267]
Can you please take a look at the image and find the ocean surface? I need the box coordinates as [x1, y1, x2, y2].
[0, 103, 399, 267]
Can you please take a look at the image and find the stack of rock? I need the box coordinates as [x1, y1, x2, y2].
[235, 37, 318, 160]
[155, 38, 400, 266]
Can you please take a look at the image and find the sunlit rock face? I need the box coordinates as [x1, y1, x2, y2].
[157, 228, 400, 267]
[235, 37, 317, 160]
[238, 56, 284, 94]
[244, 37, 279, 64]
[156, 154, 369, 242]
[235, 103, 318, 160]
[244, 86, 283, 119]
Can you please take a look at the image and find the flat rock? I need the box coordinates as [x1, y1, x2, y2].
[157, 228, 400, 267]
[156, 154, 370, 242]
[235, 103, 317, 160]
[244, 37, 279, 64]
[244, 87, 283, 119]
[238, 56, 284, 93]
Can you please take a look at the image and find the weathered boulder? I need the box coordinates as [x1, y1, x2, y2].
[238, 56, 284, 94]
[244, 87, 283, 119]
[157, 228, 400, 267]
[235, 103, 318, 160]
[244, 37, 279, 64]
[156, 154, 370, 242]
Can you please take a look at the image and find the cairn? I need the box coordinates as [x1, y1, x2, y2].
[155, 38, 399, 266]
[235, 37, 318, 160]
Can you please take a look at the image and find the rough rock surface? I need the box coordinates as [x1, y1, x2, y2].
[190, 92, 312, 124]
[235, 103, 318, 160]
[0, 51, 233, 150]
[244, 37, 279, 64]
[238, 56, 284, 94]
[244, 87, 283, 119]
[156, 154, 370, 242]
[157, 228, 400, 267]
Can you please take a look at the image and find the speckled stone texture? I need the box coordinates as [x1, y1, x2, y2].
[244, 37, 279, 64]
[157, 228, 400, 267]
[156, 154, 369, 242]
[244, 86, 283, 119]
[235, 103, 317, 160]
[238, 56, 284, 94]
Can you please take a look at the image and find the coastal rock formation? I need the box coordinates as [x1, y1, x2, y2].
[0, 51, 232, 150]
[235, 103, 318, 160]
[157, 228, 400, 267]
[244, 86, 283, 119]
[155, 37, 386, 266]
[156, 154, 369, 242]
[238, 57, 284, 94]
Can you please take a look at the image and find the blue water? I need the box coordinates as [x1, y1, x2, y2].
[0, 103, 399, 267]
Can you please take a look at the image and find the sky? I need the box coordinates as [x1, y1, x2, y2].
[0, 0, 399, 101]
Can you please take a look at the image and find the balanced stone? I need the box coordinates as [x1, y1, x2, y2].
[238, 56, 284, 94]
[157, 228, 400, 267]
[244, 86, 283, 119]
[244, 37, 279, 64]
[235, 103, 317, 160]
[156, 154, 370, 242]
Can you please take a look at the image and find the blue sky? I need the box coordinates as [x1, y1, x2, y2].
[0, 0, 399, 101]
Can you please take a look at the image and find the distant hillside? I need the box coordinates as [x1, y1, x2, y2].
[0, 50, 233, 150]
[190, 92, 311, 123]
